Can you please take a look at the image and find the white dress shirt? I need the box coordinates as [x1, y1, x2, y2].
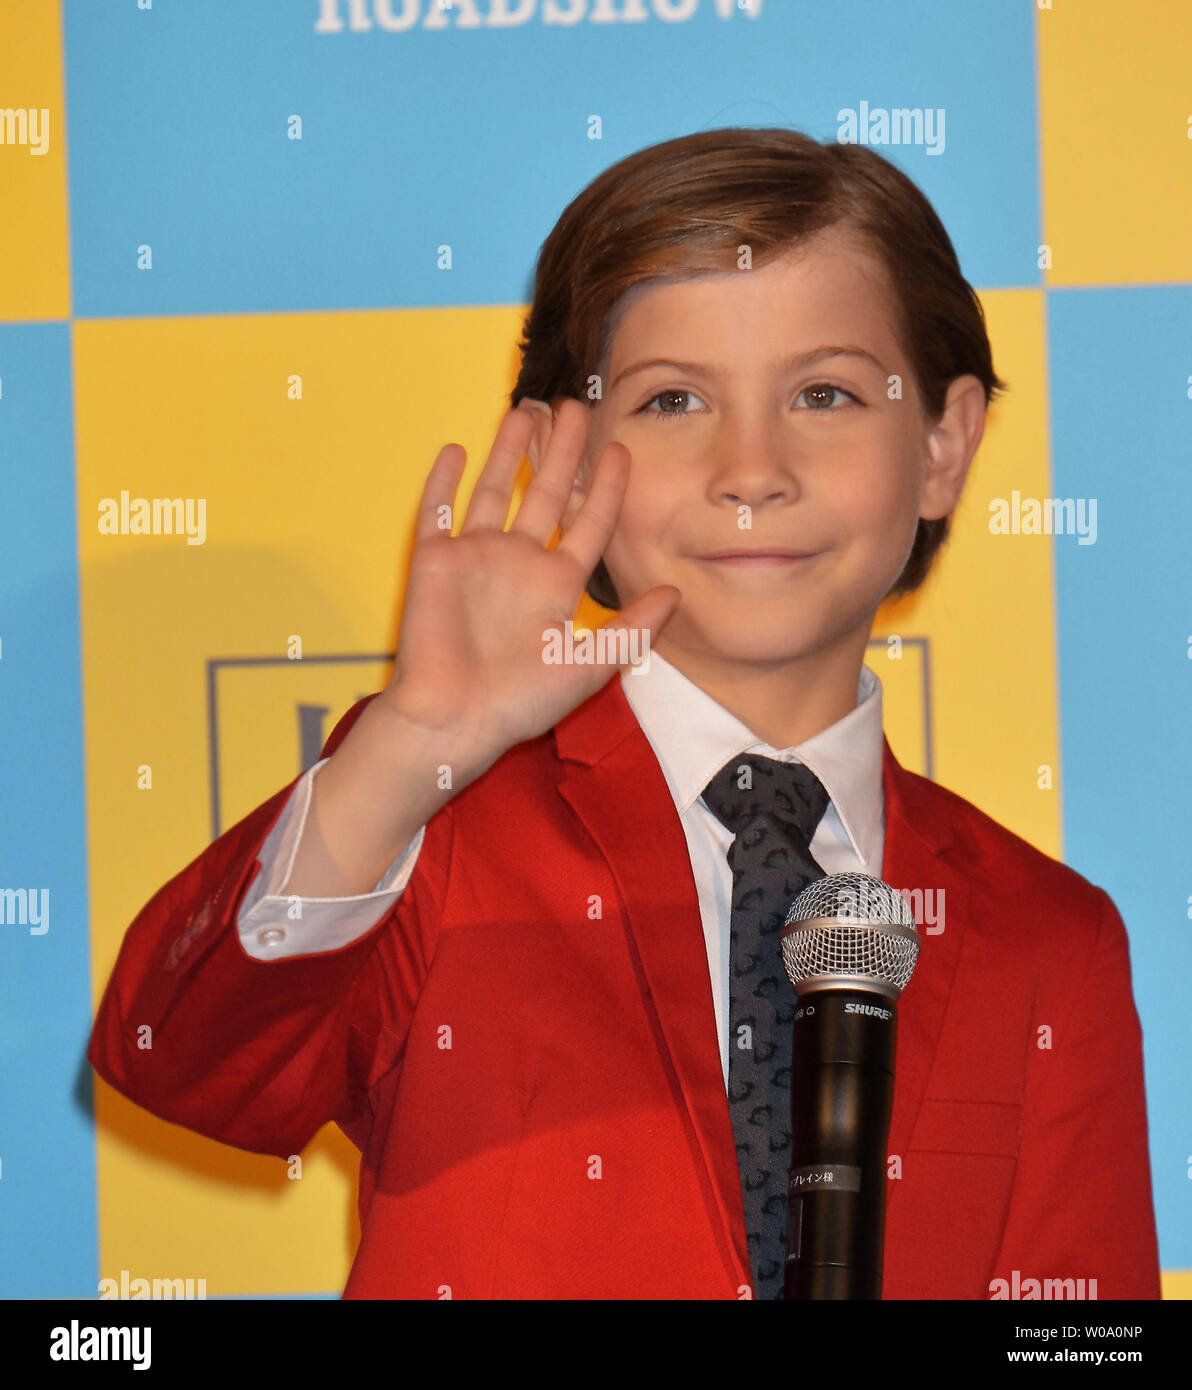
[238, 653, 887, 1086]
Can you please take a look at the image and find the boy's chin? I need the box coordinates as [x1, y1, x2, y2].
[667, 613, 857, 668]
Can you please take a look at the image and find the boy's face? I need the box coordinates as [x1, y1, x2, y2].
[533, 227, 984, 675]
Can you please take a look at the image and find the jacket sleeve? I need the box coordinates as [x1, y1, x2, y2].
[989, 888, 1162, 1298]
[86, 693, 450, 1159]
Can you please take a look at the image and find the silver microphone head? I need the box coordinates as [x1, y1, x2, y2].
[780, 872, 921, 1001]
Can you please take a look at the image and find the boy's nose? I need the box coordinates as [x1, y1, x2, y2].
[707, 440, 804, 509]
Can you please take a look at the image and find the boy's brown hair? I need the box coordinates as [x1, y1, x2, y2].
[511, 126, 1008, 610]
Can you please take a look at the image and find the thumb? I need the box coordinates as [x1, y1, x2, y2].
[597, 584, 681, 677]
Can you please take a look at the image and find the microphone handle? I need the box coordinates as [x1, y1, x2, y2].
[784, 987, 897, 1300]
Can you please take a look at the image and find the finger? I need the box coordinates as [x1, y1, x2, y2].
[415, 443, 467, 542]
[555, 439, 631, 574]
[458, 405, 536, 534]
[605, 584, 682, 658]
[509, 397, 589, 543]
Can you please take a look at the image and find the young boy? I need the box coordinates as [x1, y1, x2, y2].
[87, 128, 1161, 1300]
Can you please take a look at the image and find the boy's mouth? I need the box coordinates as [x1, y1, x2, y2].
[695, 548, 817, 566]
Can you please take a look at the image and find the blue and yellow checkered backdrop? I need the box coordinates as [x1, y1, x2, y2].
[1, 0, 1189, 1298]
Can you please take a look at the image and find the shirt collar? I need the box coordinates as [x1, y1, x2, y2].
[618, 650, 884, 867]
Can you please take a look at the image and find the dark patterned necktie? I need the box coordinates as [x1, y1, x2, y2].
[702, 753, 831, 1301]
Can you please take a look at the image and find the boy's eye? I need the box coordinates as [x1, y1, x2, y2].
[637, 389, 708, 419]
[636, 383, 860, 420]
[794, 383, 860, 411]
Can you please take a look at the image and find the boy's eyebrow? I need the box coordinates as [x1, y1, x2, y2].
[609, 345, 888, 391]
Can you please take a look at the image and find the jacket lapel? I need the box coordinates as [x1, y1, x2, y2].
[879, 735, 971, 1199]
[555, 678, 750, 1287]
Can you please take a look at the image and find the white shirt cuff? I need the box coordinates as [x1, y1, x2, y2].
[237, 759, 426, 960]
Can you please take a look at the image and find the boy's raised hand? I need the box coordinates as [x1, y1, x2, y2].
[284, 398, 680, 900]
[373, 397, 680, 781]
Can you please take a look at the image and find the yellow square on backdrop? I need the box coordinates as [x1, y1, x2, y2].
[1038, 1, 1192, 286]
[875, 289, 1060, 859]
[78, 304, 529, 1293]
[0, 0, 70, 319]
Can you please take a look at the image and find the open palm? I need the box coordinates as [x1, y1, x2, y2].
[376, 398, 680, 771]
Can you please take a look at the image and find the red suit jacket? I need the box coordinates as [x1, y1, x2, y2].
[87, 679, 1162, 1299]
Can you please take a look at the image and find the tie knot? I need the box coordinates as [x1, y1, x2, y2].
[702, 753, 830, 845]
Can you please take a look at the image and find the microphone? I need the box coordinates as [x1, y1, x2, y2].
[779, 872, 921, 1300]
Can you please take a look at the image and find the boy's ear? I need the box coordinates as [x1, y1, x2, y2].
[518, 396, 590, 530]
[918, 374, 988, 521]
[517, 397, 554, 472]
